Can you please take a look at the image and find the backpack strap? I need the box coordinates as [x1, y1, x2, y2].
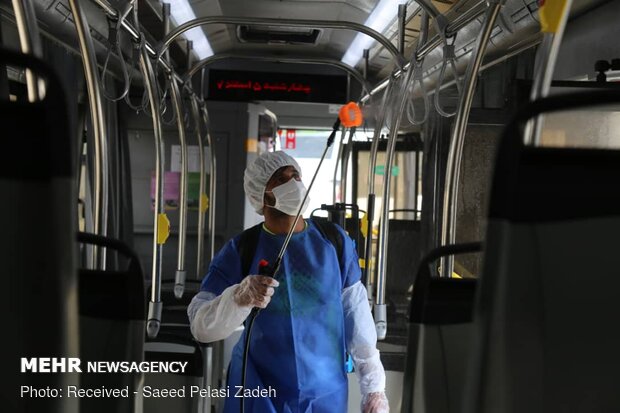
[311, 218, 344, 267]
[236, 220, 345, 276]
[236, 223, 262, 276]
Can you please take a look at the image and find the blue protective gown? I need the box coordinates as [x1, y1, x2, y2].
[200, 220, 361, 413]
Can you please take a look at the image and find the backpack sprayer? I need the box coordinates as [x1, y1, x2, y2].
[239, 102, 363, 413]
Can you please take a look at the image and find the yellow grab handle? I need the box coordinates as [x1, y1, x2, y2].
[359, 258, 374, 270]
[360, 213, 369, 239]
[539, 0, 570, 33]
[200, 193, 209, 213]
[157, 213, 170, 244]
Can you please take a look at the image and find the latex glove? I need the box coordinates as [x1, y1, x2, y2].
[233, 275, 279, 308]
[361, 392, 389, 413]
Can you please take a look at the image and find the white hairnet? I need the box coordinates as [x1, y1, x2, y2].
[244, 151, 301, 215]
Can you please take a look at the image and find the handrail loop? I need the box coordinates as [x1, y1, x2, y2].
[159, 79, 177, 125]
[90, 0, 182, 81]
[124, 34, 149, 113]
[360, 0, 488, 104]
[406, 10, 431, 126]
[109, 1, 149, 113]
[100, 15, 132, 102]
[434, 33, 463, 117]
[406, 61, 430, 125]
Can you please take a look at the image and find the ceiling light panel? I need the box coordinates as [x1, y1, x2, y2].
[165, 0, 214, 59]
[341, 0, 408, 67]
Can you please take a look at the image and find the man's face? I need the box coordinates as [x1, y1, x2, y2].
[264, 166, 301, 208]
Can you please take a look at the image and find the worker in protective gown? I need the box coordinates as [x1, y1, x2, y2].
[188, 151, 389, 413]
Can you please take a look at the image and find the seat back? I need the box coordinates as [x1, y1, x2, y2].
[77, 232, 145, 413]
[465, 91, 620, 413]
[402, 243, 480, 413]
[386, 219, 422, 299]
[141, 280, 208, 413]
[384, 218, 421, 337]
[0, 49, 78, 412]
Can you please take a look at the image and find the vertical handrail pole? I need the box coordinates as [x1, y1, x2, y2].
[333, 127, 346, 203]
[69, 0, 109, 270]
[200, 67, 206, 100]
[186, 40, 193, 71]
[198, 345, 213, 413]
[162, 3, 171, 63]
[200, 105, 217, 261]
[140, 46, 168, 339]
[375, 58, 419, 340]
[398, 4, 407, 55]
[440, 1, 504, 277]
[363, 79, 394, 295]
[168, 8, 190, 298]
[340, 127, 355, 204]
[11, 0, 44, 101]
[170, 74, 189, 299]
[190, 95, 207, 278]
[523, 0, 573, 145]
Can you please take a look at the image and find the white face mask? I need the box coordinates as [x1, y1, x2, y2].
[266, 178, 310, 216]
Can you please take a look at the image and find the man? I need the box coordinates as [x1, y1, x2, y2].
[188, 151, 388, 413]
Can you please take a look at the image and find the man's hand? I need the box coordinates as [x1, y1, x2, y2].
[361, 391, 389, 413]
[233, 275, 279, 308]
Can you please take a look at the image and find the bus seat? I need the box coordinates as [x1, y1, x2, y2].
[402, 243, 480, 413]
[465, 102, 620, 412]
[0, 48, 78, 412]
[77, 232, 145, 413]
[142, 280, 211, 413]
[384, 219, 421, 343]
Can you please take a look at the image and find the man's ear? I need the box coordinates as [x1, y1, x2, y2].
[264, 191, 276, 207]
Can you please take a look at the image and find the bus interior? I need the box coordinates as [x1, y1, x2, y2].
[2, 0, 620, 412]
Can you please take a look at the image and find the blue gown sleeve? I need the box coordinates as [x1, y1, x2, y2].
[200, 237, 244, 296]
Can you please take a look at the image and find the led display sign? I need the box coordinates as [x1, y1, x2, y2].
[207, 70, 347, 104]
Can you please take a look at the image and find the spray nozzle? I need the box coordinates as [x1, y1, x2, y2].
[339, 102, 363, 128]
